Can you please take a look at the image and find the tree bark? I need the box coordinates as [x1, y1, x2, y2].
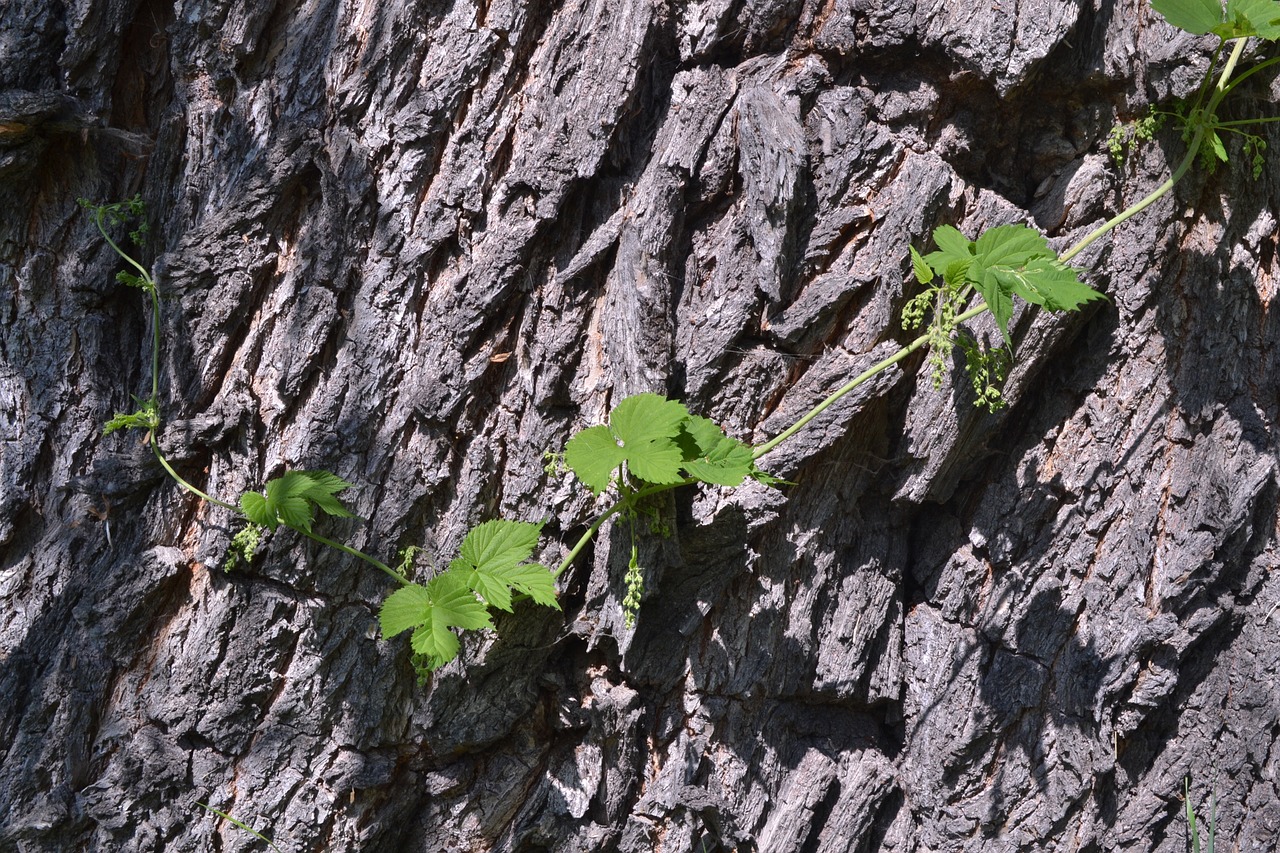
[3, 0, 1279, 850]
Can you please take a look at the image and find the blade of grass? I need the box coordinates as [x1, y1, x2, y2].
[196, 801, 285, 852]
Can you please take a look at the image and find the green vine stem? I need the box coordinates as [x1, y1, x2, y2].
[87, 202, 242, 513]
[84, 21, 1278, 671]
[151, 445, 238, 511]
[87, 199, 403, 579]
[751, 303, 991, 459]
[87, 203, 161, 407]
[547, 480, 690, 581]
[755, 35, 1255, 459]
[300, 529, 410, 585]
[1061, 37, 1246, 264]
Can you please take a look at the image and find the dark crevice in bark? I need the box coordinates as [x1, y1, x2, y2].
[858, 785, 905, 852]
[797, 777, 841, 853]
[110, 0, 173, 137]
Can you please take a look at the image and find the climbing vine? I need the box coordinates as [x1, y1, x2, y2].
[85, 0, 1278, 679]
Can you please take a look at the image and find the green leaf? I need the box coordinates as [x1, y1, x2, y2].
[427, 571, 494, 633]
[611, 393, 690, 442]
[297, 470, 356, 518]
[1208, 130, 1228, 162]
[115, 271, 150, 290]
[266, 472, 316, 503]
[966, 224, 1106, 342]
[750, 468, 790, 486]
[240, 492, 276, 530]
[973, 224, 1049, 269]
[103, 396, 159, 435]
[909, 245, 934, 284]
[380, 584, 433, 637]
[465, 559, 560, 611]
[995, 260, 1106, 312]
[265, 474, 318, 532]
[978, 268, 1016, 348]
[297, 470, 353, 492]
[684, 452, 754, 487]
[460, 519, 543, 573]
[508, 563, 559, 608]
[410, 572, 493, 668]
[565, 394, 691, 491]
[1151, 0, 1224, 33]
[381, 573, 493, 672]
[452, 520, 560, 612]
[625, 438, 687, 484]
[452, 556, 507, 610]
[306, 490, 354, 518]
[246, 470, 355, 533]
[1230, 0, 1280, 38]
[411, 621, 460, 668]
[565, 424, 626, 493]
[932, 225, 972, 258]
[678, 415, 727, 457]
[610, 394, 690, 484]
[677, 417, 756, 487]
[275, 496, 314, 531]
[934, 255, 972, 288]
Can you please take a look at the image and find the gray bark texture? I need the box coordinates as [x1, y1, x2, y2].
[3, 0, 1280, 849]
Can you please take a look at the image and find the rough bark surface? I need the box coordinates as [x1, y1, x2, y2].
[3, 0, 1280, 850]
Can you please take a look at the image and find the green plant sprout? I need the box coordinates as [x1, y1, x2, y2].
[902, 224, 1101, 411]
[1106, 109, 1165, 167]
[1184, 777, 1217, 853]
[85, 0, 1279, 678]
[196, 801, 285, 852]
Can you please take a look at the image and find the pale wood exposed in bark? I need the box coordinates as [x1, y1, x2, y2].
[3, 0, 1280, 850]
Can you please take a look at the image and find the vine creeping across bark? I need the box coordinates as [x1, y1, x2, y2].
[86, 3, 1277, 679]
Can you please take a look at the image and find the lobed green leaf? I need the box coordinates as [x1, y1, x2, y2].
[428, 571, 494, 633]
[678, 415, 727, 457]
[913, 222, 1104, 348]
[445, 520, 560, 613]
[465, 560, 560, 611]
[245, 470, 356, 533]
[265, 475, 317, 532]
[459, 519, 543, 573]
[1154, 0, 1280, 38]
[240, 492, 276, 530]
[411, 572, 493, 669]
[678, 416, 756, 487]
[610, 394, 690, 447]
[996, 260, 1107, 312]
[931, 225, 972, 258]
[1212, 0, 1280, 36]
[565, 425, 626, 493]
[973, 224, 1047, 269]
[684, 454, 755, 487]
[909, 245, 935, 285]
[621, 437, 686, 485]
[380, 584, 434, 637]
[298, 471, 357, 517]
[1151, 0, 1224, 33]
[610, 394, 689, 484]
[381, 572, 494, 672]
[564, 394, 691, 491]
[510, 563, 560, 608]
[1208, 130, 1228, 162]
[977, 267, 1016, 348]
[274, 496, 314, 531]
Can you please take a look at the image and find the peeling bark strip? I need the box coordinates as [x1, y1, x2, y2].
[2, 0, 1280, 849]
